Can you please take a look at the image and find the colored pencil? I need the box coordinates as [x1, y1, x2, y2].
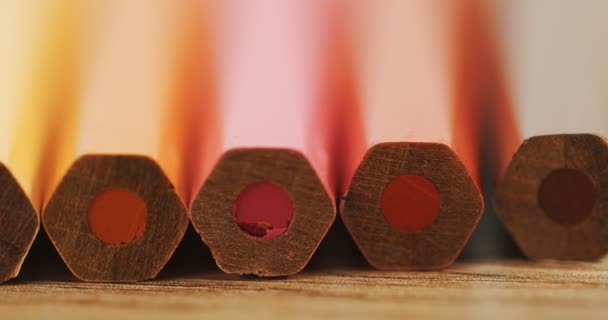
[190, 0, 346, 276]
[340, 0, 484, 270]
[43, 1, 195, 281]
[487, 0, 608, 260]
[0, 1, 83, 283]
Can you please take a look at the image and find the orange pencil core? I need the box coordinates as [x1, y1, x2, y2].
[380, 175, 440, 232]
[233, 182, 294, 239]
[538, 169, 597, 226]
[87, 188, 147, 245]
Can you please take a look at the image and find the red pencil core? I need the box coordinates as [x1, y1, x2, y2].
[233, 182, 294, 239]
[88, 188, 147, 245]
[539, 168, 597, 225]
[380, 174, 440, 232]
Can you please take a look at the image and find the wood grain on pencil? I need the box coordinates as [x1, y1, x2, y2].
[190, 0, 345, 276]
[42, 0, 195, 282]
[0, 1, 82, 283]
[486, 0, 608, 260]
[340, 0, 484, 270]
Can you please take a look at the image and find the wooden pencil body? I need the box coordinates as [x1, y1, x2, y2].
[339, 0, 484, 270]
[42, 0, 194, 281]
[190, 0, 345, 276]
[488, 0, 608, 260]
[0, 1, 82, 283]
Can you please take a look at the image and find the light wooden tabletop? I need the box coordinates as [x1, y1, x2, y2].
[1, 259, 606, 320]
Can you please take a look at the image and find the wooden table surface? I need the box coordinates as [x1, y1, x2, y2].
[1, 259, 606, 320]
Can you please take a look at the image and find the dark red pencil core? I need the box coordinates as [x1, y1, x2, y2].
[88, 188, 147, 245]
[233, 182, 294, 239]
[380, 174, 440, 232]
[538, 168, 597, 225]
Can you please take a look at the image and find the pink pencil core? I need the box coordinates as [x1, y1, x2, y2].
[233, 182, 294, 239]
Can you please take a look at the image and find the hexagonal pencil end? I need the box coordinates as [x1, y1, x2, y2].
[495, 134, 608, 260]
[43, 155, 189, 282]
[0, 163, 39, 283]
[341, 142, 483, 270]
[191, 148, 335, 276]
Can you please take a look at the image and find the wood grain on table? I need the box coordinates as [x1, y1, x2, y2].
[1, 260, 606, 320]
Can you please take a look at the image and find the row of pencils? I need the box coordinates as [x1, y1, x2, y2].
[1, 0, 607, 283]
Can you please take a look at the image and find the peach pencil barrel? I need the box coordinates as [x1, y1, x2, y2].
[339, 0, 484, 270]
[0, 1, 82, 283]
[42, 0, 198, 282]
